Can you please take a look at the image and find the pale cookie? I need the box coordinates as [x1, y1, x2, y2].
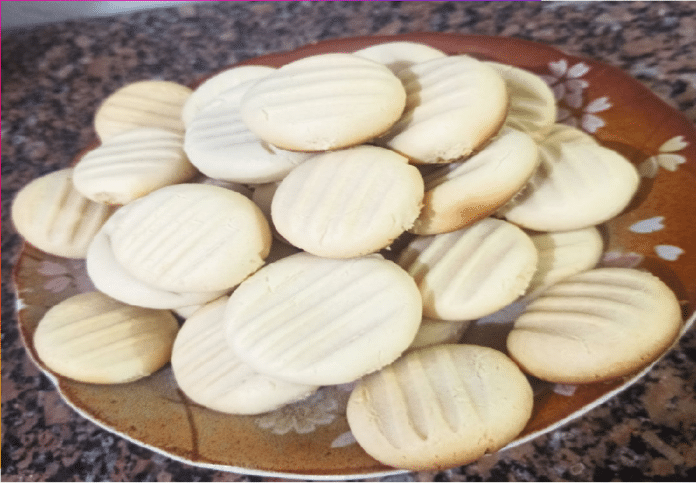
[240, 53, 407, 151]
[33, 291, 179, 384]
[507, 268, 683, 384]
[108, 183, 272, 293]
[378, 55, 508, 164]
[408, 318, 470, 350]
[412, 127, 540, 235]
[86, 227, 226, 309]
[347, 344, 534, 470]
[499, 129, 639, 231]
[398, 218, 538, 321]
[73, 127, 198, 205]
[524, 226, 604, 298]
[225, 252, 422, 386]
[271, 145, 424, 258]
[94, 80, 192, 142]
[181, 65, 275, 127]
[172, 297, 317, 414]
[11, 168, 116, 258]
[485, 62, 557, 139]
[185, 78, 311, 183]
[353, 41, 447, 74]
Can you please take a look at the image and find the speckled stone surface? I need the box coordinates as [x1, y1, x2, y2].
[3, 1, 696, 481]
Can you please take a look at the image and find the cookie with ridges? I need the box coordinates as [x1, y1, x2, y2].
[94, 80, 191, 142]
[225, 252, 422, 386]
[172, 297, 318, 415]
[353, 41, 447, 74]
[11, 168, 116, 258]
[507, 268, 683, 384]
[108, 183, 272, 293]
[347, 344, 533, 470]
[412, 127, 539, 235]
[181, 65, 275, 127]
[499, 128, 639, 231]
[240, 53, 407, 151]
[34, 291, 179, 384]
[378, 55, 508, 164]
[398, 218, 538, 321]
[73, 127, 198, 205]
[272, 145, 424, 258]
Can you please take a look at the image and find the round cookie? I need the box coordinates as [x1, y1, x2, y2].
[11, 168, 116, 258]
[485, 62, 557, 139]
[184, 78, 312, 184]
[412, 127, 540, 235]
[240, 53, 407, 151]
[73, 127, 197, 205]
[181, 65, 275, 127]
[408, 318, 470, 350]
[225, 252, 422, 386]
[524, 226, 604, 299]
[172, 297, 318, 415]
[353, 41, 447, 74]
[398, 218, 538, 321]
[499, 128, 640, 232]
[94, 80, 192, 142]
[271, 145, 424, 258]
[378, 55, 508, 164]
[346, 344, 534, 470]
[33, 291, 179, 384]
[108, 183, 272, 293]
[507, 268, 683, 384]
[86, 227, 226, 309]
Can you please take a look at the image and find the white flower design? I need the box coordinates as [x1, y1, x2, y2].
[557, 96, 612, 133]
[638, 135, 689, 178]
[36, 260, 95, 294]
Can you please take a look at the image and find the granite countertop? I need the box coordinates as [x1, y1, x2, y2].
[2, 1, 695, 481]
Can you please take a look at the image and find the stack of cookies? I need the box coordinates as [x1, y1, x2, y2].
[12, 40, 683, 472]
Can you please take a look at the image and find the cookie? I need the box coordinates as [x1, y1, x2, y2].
[507, 268, 683, 384]
[108, 183, 272, 293]
[408, 318, 470, 350]
[73, 127, 197, 205]
[86, 226, 226, 309]
[240, 53, 407, 151]
[11, 168, 116, 258]
[181, 65, 275, 127]
[271, 145, 424, 258]
[412, 127, 539, 235]
[225, 252, 422, 386]
[525, 226, 604, 298]
[485, 62, 557, 139]
[346, 344, 533, 470]
[94, 80, 192, 142]
[378, 55, 508, 164]
[184, 77, 312, 184]
[499, 128, 640, 231]
[353, 41, 447, 74]
[398, 218, 538, 321]
[33, 291, 179, 384]
[172, 297, 317, 414]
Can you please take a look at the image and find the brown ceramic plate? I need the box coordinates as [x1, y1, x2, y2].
[13, 33, 696, 479]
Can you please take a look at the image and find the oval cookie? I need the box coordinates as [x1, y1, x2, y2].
[225, 252, 422, 386]
[398, 218, 538, 321]
[172, 297, 317, 415]
[378, 55, 508, 164]
[240, 53, 406, 151]
[347, 344, 534, 470]
[11, 168, 116, 258]
[108, 183, 272, 293]
[73, 127, 197, 205]
[507, 268, 683, 384]
[94, 80, 191, 142]
[271, 145, 424, 258]
[33, 291, 179, 384]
